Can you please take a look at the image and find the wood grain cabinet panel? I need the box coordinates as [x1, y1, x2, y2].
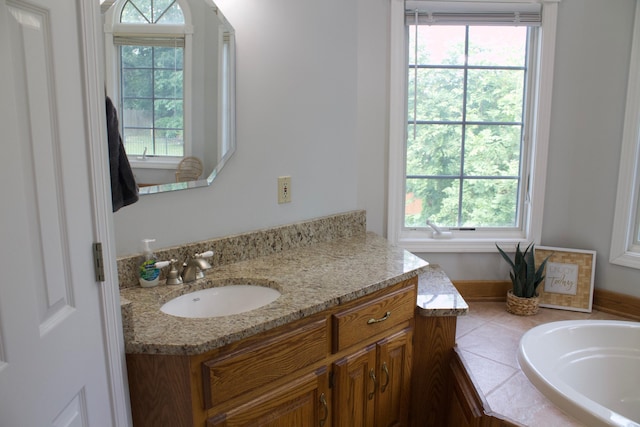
[332, 285, 415, 353]
[207, 367, 331, 427]
[333, 327, 413, 427]
[375, 328, 413, 427]
[333, 344, 377, 427]
[202, 318, 328, 409]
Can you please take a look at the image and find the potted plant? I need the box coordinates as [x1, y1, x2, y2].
[496, 242, 551, 316]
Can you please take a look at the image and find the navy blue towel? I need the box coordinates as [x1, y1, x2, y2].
[106, 96, 138, 212]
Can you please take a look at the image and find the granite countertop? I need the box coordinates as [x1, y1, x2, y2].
[417, 265, 469, 316]
[120, 232, 466, 356]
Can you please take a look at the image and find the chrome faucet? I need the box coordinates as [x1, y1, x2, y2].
[181, 251, 213, 283]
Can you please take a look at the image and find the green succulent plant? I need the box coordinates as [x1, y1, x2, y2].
[496, 242, 551, 298]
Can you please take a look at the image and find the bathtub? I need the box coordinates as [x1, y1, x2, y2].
[518, 320, 640, 427]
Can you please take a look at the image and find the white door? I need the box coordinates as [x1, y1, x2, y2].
[0, 0, 117, 425]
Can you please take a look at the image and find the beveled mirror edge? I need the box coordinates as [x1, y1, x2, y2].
[139, 141, 236, 195]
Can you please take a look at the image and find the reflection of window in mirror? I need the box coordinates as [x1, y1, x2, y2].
[104, 0, 193, 174]
[119, 2, 186, 159]
[610, 0, 640, 269]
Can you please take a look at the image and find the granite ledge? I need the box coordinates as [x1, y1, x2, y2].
[417, 264, 469, 317]
[121, 232, 430, 356]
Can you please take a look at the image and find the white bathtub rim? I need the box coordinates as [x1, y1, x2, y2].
[518, 320, 640, 427]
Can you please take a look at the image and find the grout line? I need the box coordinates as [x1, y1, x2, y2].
[484, 369, 520, 401]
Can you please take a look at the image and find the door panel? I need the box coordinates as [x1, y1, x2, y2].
[6, 0, 75, 334]
[0, 0, 115, 425]
[376, 328, 413, 427]
[333, 345, 376, 427]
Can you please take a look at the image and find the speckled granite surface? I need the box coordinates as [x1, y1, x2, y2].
[117, 210, 367, 289]
[119, 211, 467, 356]
[417, 265, 469, 317]
[121, 232, 433, 355]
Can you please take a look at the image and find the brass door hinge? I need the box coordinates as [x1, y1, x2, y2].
[93, 242, 105, 282]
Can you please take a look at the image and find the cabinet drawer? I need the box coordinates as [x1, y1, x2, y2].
[202, 318, 327, 409]
[332, 285, 415, 353]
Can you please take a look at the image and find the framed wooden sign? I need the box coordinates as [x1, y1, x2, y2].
[534, 246, 596, 312]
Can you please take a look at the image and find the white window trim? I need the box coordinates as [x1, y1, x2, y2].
[103, 0, 194, 166]
[387, 0, 560, 253]
[610, 0, 640, 269]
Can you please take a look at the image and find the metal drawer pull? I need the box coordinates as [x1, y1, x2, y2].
[368, 369, 378, 400]
[381, 362, 390, 393]
[319, 393, 328, 427]
[367, 311, 391, 324]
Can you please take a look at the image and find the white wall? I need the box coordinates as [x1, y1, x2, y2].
[541, 0, 638, 297]
[114, 0, 640, 298]
[113, 0, 359, 255]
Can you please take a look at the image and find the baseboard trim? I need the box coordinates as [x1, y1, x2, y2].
[453, 280, 640, 321]
[452, 280, 511, 302]
[593, 289, 640, 321]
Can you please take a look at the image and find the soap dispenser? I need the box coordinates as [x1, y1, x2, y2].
[139, 238, 160, 287]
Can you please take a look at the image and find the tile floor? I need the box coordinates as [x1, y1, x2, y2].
[455, 301, 634, 427]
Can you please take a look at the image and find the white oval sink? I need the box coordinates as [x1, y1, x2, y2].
[160, 285, 281, 318]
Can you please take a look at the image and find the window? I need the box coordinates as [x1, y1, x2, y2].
[406, 25, 528, 229]
[610, 0, 640, 269]
[104, 0, 193, 163]
[388, 0, 560, 252]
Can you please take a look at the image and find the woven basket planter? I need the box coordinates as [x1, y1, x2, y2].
[506, 290, 539, 316]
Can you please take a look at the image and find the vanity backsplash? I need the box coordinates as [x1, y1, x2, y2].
[116, 210, 367, 289]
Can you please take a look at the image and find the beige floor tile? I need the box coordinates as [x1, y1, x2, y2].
[456, 314, 485, 339]
[486, 372, 585, 427]
[456, 321, 522, 368]
[527, 404, 586, 427]
[485, 371, 552, 425]
[457, 349, 518, 396]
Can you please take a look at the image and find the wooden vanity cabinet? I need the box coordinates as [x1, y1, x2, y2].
[332, 328, 413, 427]
[331, 285, 415, 427]
[206, 367, 331, 427]
[126, 277, 417, 427]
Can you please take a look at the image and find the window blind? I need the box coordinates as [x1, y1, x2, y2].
[405, 1, 542, 26]
[113, 35, 185, 47]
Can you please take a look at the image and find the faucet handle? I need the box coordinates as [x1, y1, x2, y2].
[194, 250, 214, 270]
[154, 260, 171, 269]
[195, 250, 214, 259]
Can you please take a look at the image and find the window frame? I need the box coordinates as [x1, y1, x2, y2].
[388, 0, 560, 253]
[103, 0, 194, 169]
[610, 0, 640, 269]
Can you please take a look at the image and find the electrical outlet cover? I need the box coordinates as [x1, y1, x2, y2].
[278, 176, 291, 203]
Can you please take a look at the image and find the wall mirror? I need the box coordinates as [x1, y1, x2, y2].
[102, 0, 236, 195]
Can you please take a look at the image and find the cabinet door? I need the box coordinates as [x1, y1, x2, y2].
[207, 368, 330, 427]
[332, 344, 377, 427]
[375, 328, 413, 427]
